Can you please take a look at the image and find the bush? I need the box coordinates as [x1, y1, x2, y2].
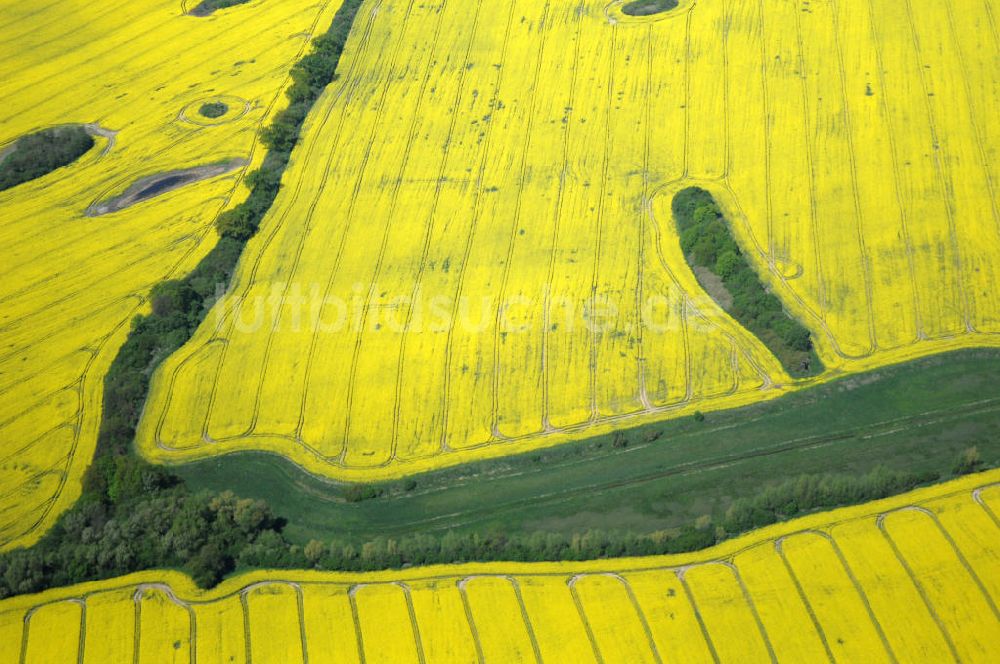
[952, 446, 983, 476]
[198, 102, 228, 119]
[0, 125, 94, 192]
[673, 187, 822, 376]
[721, 466, 935, 534]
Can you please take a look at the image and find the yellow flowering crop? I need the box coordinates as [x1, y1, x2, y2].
[681, 562, 774, 662]
[569, 573, 659, 663]
[351, 583, 422, 663]
[22, 600, 82, 664]
[831, 517, 955, 661]
[300, 584, 362, 664]
[881, 508, 1000, 660]
[516, 575, 597, 663]
[732, 544, 831, 661]
[136, 586, 193, 664]
[460, 576, 537, 661]
[244, 582, 304, 662]
[3, 470, 997, 662]
[136, 0, 1000, 482]
[193, 595, 246, 664]
[620, 569, 715, 663]
[82, 589, 139, 664]
[407, 579, 480, 663]
[0, 0, 344, 552]
[778, 532, 893, 662]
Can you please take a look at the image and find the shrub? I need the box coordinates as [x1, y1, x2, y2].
[0, 126, 94, 192]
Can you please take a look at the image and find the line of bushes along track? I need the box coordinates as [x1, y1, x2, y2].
[673, 187, 822, 376]
[0, 126, 94, 193]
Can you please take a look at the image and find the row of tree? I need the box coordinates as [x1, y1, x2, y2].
[1, 459, 945, 598]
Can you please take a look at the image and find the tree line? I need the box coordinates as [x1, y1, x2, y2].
[1, 461, 958, 599]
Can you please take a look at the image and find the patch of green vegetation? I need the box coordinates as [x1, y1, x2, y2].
[0, 455, 287, 598]
[3, 350, 996, 596]
[176, 349, 1000, 545]
[190, 0, 251, 17]
[199, 101, 229, 118]
[622, 0, 679, 17]
[674, 186, 822, 376]
[0, 126, 94, 192]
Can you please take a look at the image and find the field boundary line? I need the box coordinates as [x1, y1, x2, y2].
[567, 575, 604, 664]
[435, 0, 520, 449]
[972, 487, 1000, 531]
[397, 583, 426, 664]
[539, 2, 584, 431]
[674, 567, 721, 664]
[773, 538, 836, 663]
[347, 584, 367, 664]
[875, 514, 961, 660]
[486, 0, 555, 439]
[508, 576, 545, 664]
[614, 572, 664, 664]
[388, 0, 488, 459]
[455, 578, 486, 664]
[342, 0, 449, 455]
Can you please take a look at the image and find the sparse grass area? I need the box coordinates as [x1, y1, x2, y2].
[622, 0, 679, 17]
[0, 125, 93, 192]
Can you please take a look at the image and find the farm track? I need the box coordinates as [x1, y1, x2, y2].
[4, 471, 999, 662]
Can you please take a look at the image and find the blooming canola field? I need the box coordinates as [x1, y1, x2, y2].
[1, 470, 998, 662]
[0, 0, 344, 551]
[138, 0, 1000, 478]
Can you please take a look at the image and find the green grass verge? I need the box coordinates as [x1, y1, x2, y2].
[176, 348, 1000, 545]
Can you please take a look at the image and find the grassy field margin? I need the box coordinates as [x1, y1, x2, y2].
[177, 348, 1000, 544]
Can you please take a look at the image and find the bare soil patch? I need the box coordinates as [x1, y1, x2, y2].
[86, 158, 245, 216]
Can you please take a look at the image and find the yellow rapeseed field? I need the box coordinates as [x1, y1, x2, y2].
[137, 0, 1000, 481]
[0, 0, 344, 551]
[1, 470, 997, 662]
